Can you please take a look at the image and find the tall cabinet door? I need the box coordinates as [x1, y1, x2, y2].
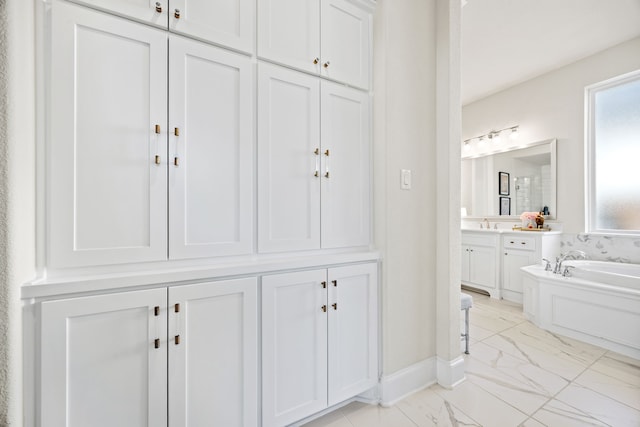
[168, 278, 258, 427]
[321, 81, 370, 249]
[170, 0, 255, 54]
[257, 0, 320, 74]
[320, 0, 371, 89]
[40, 288, 167, 427]
[262, 270, 328, 427]
[258, 64, 321, 253]
[49, 1, 168, 268]
[169, 36, 253, 259]
[328, 263, 378, 406]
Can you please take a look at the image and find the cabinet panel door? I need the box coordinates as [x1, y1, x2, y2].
[168, 278, 258, 426]
[262, 270, 328, 427]
[65, 0, 168, 28]
[40, 288, 167, 427]
[328, 263, 378, 406]
[503, 250, 534, 293]
[461, 246, 471, 282]
[321, 82, 370, 249]
[49, 1, 168, 268]
[320, 0, 371, 89]
[170, 0, 255, 54]
[469, 246, 496, 288]
[169, 36, 253, 259]
[258, 64, 321, 253]
[257, 0, 320, 75]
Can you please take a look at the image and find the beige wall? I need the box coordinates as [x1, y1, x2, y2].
[462, 36, 640, 233]
[374, 0, 460, 376]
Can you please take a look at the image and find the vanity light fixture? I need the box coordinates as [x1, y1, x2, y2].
[461, 125, 519, 149]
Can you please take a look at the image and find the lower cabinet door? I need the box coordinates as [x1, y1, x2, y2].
[40, 288, 168, 427]
[168, 278, 258, 427]
[327, 263, 378, 406]
[262, 269, 328, 427]
[503, 250, 534, 293]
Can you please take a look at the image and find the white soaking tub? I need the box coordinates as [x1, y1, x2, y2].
[521, 261, 640, 359]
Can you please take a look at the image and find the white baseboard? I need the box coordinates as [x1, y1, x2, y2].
[436, 355, 466, 389]
[378, 357, 437, 406]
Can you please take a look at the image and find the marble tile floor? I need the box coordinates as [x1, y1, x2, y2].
[302, 290, 640, 427]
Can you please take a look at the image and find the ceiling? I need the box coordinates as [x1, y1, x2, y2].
[461, 0, 640, 105]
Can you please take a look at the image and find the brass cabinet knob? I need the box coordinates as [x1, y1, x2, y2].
[313, 57, 319, 65]
[155, 2, 162, 13]
[323, 61, 330, 68]
[174, 9, 180, 19]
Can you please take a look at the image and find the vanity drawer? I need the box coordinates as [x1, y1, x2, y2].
[503, 236, 536, 251]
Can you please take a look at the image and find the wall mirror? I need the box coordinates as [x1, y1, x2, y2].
[461, 139, 557, 219]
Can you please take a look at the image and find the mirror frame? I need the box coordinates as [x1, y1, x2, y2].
[461, 138, 557, 220]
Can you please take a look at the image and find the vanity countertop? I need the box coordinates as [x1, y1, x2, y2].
[461, 228, 562, 235]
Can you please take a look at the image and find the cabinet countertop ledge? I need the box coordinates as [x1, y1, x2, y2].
[22, 250, 380, 300]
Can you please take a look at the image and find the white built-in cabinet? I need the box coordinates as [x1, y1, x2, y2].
[67, 0, 255, 53]
[257, 63, 370, 253]
[37, 0, 376, 426]
[258, 0, 371, 89]
[40, 278, 258, 427]
[261, 263, 378, 427]
[48, 1, 253, 267]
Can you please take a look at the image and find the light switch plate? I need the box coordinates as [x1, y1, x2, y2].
[401, 169, 412, 190]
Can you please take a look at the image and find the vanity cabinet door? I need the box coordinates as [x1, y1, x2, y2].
[468, 245, 496, 289]
[49, 1, 168, 268]
[503, 249, 534, 294]
[40, 289, 167, 427]
[168, 278, 258, 427]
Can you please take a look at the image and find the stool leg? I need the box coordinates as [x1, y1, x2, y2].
[464, 307, 470, 354]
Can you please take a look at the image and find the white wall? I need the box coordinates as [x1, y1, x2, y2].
[374, 0, 463, 396]
[0, 0, 37, 424]
[462, 36, 640, 233]
[373, 0, 438, 375]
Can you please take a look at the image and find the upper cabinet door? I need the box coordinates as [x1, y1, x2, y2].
[320, 81, 370, 249]
[257, 0, 320, 74]
[48, 1, 168, 268]
[320, 0, 371, 89]
[66, 0, 169, 28]
[257, 63, 321, 253]
[168, 36, 254, 259]
[170, 0, 255, 54]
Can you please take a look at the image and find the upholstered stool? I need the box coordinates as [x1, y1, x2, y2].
[461, 293, 473, 354]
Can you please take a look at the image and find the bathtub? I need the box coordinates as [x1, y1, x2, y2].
[521, 261, 640, 359]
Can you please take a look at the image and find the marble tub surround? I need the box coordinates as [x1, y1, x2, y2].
[303, 292, 640, 427]
[560, 233, 640, 264]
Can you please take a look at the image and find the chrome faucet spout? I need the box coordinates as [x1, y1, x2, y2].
[553, 250, 587, 274]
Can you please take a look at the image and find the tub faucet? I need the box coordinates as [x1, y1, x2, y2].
[554, 250, 587, 274]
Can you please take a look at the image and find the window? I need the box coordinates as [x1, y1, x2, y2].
[586, 70, 640, 234]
